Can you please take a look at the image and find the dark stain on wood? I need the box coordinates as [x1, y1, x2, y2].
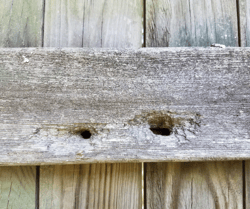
[128, 110, 202, 141]
[37, 123, 108, 138]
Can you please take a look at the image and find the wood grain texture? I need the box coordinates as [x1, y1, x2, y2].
[40, 163, 141, 209]
[245, 161, 250, 208]
[239, 0, 250, 46]
[44, 0, 143, 48]
[82, 0, 143, 48]
[146, 0, 238, 47]
[0, 166, 36, 208]
[43, 2, 143, 208]
[146, 2, 244, 208]
[0, 0, 43, 47]
[146, 161, 243, 209]
[0, 47, 250, 164]
[44, 0, 84, 47]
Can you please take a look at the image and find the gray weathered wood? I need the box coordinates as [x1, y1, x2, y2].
[44, 0, 143, 48]
[239, 0, 250, 46]
[146, 2, 244, 208]
[82, 0, 143, 48]
[146, 0, 238, 47]
[43, 2, 143, 208]
[40, 163, 141, 209]
[44, 0, 85, 47]
[0, 0, 43, 47]
[0, 1, 42, 206]
[0, 166, 36, 208]
[146, 161, 243, 209]
[0, 47, 250, 165]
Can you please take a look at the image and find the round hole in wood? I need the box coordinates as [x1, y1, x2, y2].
[80, 130, 92, 139]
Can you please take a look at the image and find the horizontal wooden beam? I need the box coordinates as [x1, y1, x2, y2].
[0, 48, 250, 165]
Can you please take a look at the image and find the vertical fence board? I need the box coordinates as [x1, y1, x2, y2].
[0, 0, 43, 47]
[239, 0, 250, 46]
[40, 164, 141, 209]
[238, 1, 249, 207]
[245, 161, 250, 208]
[145, 0, 243, 208]
[146, 162, 242, 209]
[82, 0, 143, 48]
[0, 0, 42, 207]
[146, 0, 238, 47]
[44, 0, 143, 48]
[42, 1, 143, 208]
[0, 167, 36, 208]
[44, 0, 85, 47]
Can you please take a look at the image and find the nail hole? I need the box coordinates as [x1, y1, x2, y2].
[150, 128, 171, 136]
[80, 130, 92, 139]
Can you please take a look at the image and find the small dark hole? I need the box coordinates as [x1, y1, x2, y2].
[150, 128, 171, 136]
[80, 130, 92, 139]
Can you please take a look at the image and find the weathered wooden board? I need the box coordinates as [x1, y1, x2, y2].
[146, 0, 238, 47]
[145, 161, 243, 208]
[0, 0, 43, 47]
[0, 47, 250, 165]
[146, 2, 244, 208]
[40, 163, 141, 208]
[0, 1, 42, 206]
[44, 0, 84, 47]
[44, 0, 143, 48]
[245, 161, 250, 208]
[43, 1, 143, 208]
[239, 0, 250, 46]
[0, 166, 36, 208]
[81, 0, 143, 48]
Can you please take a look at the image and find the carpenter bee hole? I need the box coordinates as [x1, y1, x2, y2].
[150, 127, 172, 136]
[80, 130, 92, 139]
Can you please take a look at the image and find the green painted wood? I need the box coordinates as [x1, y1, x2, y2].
[0, 0, 43, 47]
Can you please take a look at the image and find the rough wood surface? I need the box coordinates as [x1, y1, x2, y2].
[245, 161, 250, 208]
[44, 0, 143, 48]
[44, 0, 84, 47]
[82, 0, 143, 48]
[0, 47, 250, 165]
[146, 0, 238, 47]
[146, 161, 243, 209]
[239, 0, 250, 46]
[40, 163, 141, 209]
[42, 2, 143, 208]
[0, 0, 43, 47]
[0, 166, 36, 208]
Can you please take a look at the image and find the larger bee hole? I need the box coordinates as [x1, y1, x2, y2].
[149, 115, 173, 136]
[150, 127, 171, 136]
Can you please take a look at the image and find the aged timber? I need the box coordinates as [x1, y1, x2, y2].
[0, 47, 249, 165]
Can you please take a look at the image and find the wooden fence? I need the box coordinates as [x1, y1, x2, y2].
[0, 0, 250, 208]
